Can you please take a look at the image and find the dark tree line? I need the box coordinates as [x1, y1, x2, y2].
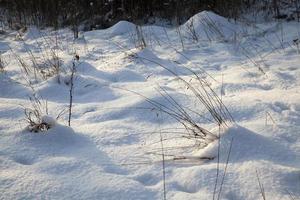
[0, 0, 299, 31]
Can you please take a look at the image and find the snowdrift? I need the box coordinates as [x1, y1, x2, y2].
[198, 125, 297, 164]
[1, 9, 300, 200]
[109, 21, 136, 36]
[182, 11, 242, 41]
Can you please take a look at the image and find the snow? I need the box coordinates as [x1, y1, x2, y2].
[182, 11, 242, 41]
[109, 21, 136, 36]
[41, 115, 56, 127]
[1, 11, 300, 199]
[21, 26, 42, 40]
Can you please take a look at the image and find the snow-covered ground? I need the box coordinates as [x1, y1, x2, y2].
[0, 11, 300, 200]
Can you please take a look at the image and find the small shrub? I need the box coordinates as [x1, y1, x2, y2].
[23, 94, 56, 132]
[130, 54, 234, 149]
[39, 53, 63, 82]
[10, 31, 65, 84]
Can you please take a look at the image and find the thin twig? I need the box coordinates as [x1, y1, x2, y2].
[256, 169, 266, 200]
[213, 124, 221, 200]
[158, 110, 167, 200]
[217, 137, 234, 200]
[68, 61, 76, 126]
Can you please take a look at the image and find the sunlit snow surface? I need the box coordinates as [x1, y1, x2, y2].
[0, 11, 300, 200]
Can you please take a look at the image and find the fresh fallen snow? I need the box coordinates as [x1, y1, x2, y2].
[0, 11, 300, 199]
[182, 10, 243, 41]
[109, 21, 136, 36]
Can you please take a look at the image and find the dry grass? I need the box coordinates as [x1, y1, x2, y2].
[22, 94, 51, 132]
[0, 54, 6, 72]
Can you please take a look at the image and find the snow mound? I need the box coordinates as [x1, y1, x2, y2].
[112, 69, 146, 82]
[198, 125, 297, 165]
[182, 11, 241, 41]
[19, 123, 81, 148]
[0, 75, 31, 98]
[22, 26, 42, 40]
[136, 48, 160, 61]
[41, 115, 56, 127]
[109, 21, 136, 36]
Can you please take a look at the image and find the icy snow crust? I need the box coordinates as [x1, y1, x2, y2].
[0, 11, 300, 199]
